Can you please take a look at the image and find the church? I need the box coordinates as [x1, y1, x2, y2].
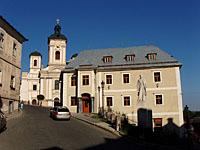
[20, 20, 66, 107]
[21, 21, 184, 127]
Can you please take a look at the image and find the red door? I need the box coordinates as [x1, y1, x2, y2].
[82, 94, 90, 113]
[82, 99, 90, 113]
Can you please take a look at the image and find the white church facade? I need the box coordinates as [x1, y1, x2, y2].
[20, 20, 67, 107]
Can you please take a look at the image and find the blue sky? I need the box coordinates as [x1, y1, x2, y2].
[1, 0, 200, 110]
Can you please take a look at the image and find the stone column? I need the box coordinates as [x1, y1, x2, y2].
[91, 97, 94, 113]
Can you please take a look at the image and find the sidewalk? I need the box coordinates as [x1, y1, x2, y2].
[72, 113, 200, 150]
[5, 110, 23, 121]
[72, 113, 121, 137]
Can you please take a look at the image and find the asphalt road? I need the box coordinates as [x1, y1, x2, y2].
[0, 106, 186, 150]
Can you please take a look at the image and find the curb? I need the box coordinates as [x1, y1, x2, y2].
[72, 115, 121, 137]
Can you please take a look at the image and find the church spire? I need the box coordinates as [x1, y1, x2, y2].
[48, 19, 67, 43]
[54, 19, 61, 34]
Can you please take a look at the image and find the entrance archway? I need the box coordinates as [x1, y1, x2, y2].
[54, 97, 60, 106]
[32, 99, 37, 105]
[82, 93, 91, 113]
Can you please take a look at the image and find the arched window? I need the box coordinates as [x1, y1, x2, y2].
[55, 51, 60, 60]
[33, 59, 37, 66]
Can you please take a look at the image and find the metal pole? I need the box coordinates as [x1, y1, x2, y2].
[101, 81, 105, 117]
[98, 86, 100, 113]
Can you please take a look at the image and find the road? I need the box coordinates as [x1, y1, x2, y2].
[0, 106, 184, 150]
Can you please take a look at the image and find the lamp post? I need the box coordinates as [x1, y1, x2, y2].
[98, 86, 101, 113]
[101, 80, 105, 117]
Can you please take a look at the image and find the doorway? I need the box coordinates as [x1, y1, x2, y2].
[82, 93, 91, 113]
[32, 99, 37, 105]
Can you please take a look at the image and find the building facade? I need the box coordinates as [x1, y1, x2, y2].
[61, 45, 184, 127]
[20, 20, 67, 107]
[0, 16, 27, 113]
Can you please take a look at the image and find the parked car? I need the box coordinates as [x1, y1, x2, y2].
[50, 106, 71, 120]
[0, 111, 7, 132]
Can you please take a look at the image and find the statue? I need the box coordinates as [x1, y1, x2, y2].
[137, 75, 147, 101]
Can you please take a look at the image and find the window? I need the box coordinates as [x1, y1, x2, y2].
[33, 60, 37, 66]
[82, 75, 89, 85]
[123, 74, 129, 83]
[124, 96, 130, 106]
[103, 56, 113, 63]
[13, 42, 17, 56]
[156, 95, 163, 105]
[147, 53, 157, 60]
[33, 84, 37, 91]
[55, 80, 59, 90]
[0, 69, 2, 86]
[10, 76, 15, 90]
[154, 118, 162, 127]
[71, 76, 76, 86]
[71, 97, 77, 106]
[154, 72, 161, 82]
[106, 75, 112, 84]
[0, 32, 4, 48]
[106, 97, 113, 107]
[125, 54, 135, 61]
[55, 51, 60, 60]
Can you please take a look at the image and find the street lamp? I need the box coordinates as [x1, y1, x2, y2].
[101, 80, 105, 117]
[98, 86, 100, 113]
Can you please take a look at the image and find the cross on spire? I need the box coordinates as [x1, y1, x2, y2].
[56, 19, 60, 25]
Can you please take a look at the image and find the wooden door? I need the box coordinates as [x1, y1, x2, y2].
[82, 99, 90, 113]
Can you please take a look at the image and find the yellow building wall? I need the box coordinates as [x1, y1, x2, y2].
[63, 66, 183, 126]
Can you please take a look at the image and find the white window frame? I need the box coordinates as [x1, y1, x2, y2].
[54, 80, 59, 90]
[105, 96, 114, 108]
[153, 71, 162, 83]
[33, 84, 37, 91]
[33, 59, 38, 67]
[82, 74, 90, 86]
[71, 75, 76, 86]
[122, 95, 132, 107]
[55, 50, 60, 61]
[70, 96, 77, 107]
[105, 74, 113, 85]
[122, 73, 130, 84]
[154, 94, 164, 106]
[10, 75, 16, 89]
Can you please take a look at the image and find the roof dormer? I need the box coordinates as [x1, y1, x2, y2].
[103, 56, 113, 63]
[125, 54, 135, 62]
[147, 53, 157, 61]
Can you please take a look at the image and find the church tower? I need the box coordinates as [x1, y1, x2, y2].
[48, 19, 67, 67]
[29, 51, 42, 73]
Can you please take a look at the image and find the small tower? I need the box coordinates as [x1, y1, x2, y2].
[29, 51, 42, 73]
[48, 19, 67, 67]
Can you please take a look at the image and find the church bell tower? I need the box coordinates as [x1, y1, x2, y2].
[48, 19, 67, 67]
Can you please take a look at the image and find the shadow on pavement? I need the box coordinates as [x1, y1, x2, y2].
[40, 146, 63, 150]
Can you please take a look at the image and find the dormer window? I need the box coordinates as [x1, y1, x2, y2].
[103, 56, 113, 63]
[147, 53, 157, 60]
[125, 54, 135, 61]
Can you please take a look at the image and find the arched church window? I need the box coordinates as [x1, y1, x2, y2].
[34, 59, 37, 66]
[55, 51, 60, 60]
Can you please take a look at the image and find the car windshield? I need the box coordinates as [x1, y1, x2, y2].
[58, 108, 69, 112]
